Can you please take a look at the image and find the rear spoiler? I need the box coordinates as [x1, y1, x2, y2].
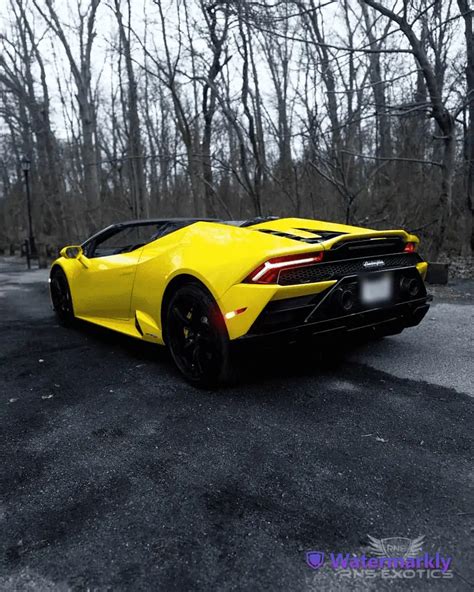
[321, 229, 417, 250]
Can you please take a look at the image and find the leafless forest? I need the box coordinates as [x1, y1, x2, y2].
[0, 0, 473, 257]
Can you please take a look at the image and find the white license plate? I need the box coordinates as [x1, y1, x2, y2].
[361, 273, 393, 305]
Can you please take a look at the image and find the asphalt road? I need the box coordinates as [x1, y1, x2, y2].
[0, 257, 473, 591]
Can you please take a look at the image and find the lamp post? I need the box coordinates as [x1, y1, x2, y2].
[21, 156, 36, 259]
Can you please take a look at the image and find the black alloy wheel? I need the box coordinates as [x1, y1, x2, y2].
[50, 268, 75, 325]
[166, 283, 231, 386]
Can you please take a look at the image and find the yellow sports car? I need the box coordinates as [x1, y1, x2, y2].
[50, 217, 431, 385]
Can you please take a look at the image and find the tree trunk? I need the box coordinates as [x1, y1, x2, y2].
[360, 2, 391, 157]
[114, 0, 146, 219]
[458, 0, 474, 252]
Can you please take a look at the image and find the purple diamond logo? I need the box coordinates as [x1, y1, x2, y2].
[306, 551, 325, 569]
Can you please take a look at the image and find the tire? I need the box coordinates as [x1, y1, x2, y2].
[165, 283, 232, 387]
[50, 268, 75, 325]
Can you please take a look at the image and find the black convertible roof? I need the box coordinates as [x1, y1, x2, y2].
[115, 218, 218, 226]
[82, 216, 281, 248]
[112, 216, 279, 228]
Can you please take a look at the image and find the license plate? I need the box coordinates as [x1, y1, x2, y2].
[361, 273, 393, 305]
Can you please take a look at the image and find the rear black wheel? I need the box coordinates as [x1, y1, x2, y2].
[50, 268, 75, 325]
[165, 283, 232, 387]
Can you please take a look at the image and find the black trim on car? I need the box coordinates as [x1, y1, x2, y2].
[241, 297, 431, 343]
[244, 265, 431, 340]
[256, 228, 347, 244]
[80, 217, 282, 256]
[277, 252, 421, 285]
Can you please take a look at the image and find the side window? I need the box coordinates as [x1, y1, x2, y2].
[91, 227, 144, 258]
[85, 222, 175, 258]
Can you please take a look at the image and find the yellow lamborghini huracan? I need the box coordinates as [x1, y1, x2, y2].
[50, 217, 431, 385]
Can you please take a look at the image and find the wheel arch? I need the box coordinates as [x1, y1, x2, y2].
[50, 261, 65, 276]
[49, 260, 71, 282]
[160, 273, 222, 344]
[49, 260, 76, 321]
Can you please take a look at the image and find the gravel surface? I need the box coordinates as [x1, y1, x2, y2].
[0, 257, 473, 591]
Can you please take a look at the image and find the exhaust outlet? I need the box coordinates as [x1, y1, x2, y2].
[334, 288, 355, 312]
[400, 277, 420, 297]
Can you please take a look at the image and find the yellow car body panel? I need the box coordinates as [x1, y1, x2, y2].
[416, 261, 428, 280]
[51, 217, 427, 345]
[217, 280, 338, 340]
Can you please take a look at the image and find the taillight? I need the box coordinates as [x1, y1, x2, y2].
[404, 242, 416, 252]
[244, 252, 324, 284]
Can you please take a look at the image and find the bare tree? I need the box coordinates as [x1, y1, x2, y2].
[199, 0, 231, 216]
[33, 0, 101, 219]
[457, 0, 474, 251]
[260, 2, 296, 204]
[113, 0, 147, 218]
[0, 0, 471, 259]
[360, 2, 392, 157]
[0, 0, 66, 239]
[362, 0, 457, 251]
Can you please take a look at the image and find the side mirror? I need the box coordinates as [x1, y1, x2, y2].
[60, 245, 89, 268]
[60, 245, 83, 259]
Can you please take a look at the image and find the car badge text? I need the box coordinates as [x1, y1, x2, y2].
[363, 260, 385, 268]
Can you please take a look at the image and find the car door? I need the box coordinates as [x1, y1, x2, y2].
[73, 225, 146, 320]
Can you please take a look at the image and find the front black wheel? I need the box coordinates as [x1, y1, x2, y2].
[165, 283, 232, 387]
[50, 268, 75, 325]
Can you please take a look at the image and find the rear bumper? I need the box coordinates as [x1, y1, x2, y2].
[237, 296, 431, 344]
[237, 266, 432, 343]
